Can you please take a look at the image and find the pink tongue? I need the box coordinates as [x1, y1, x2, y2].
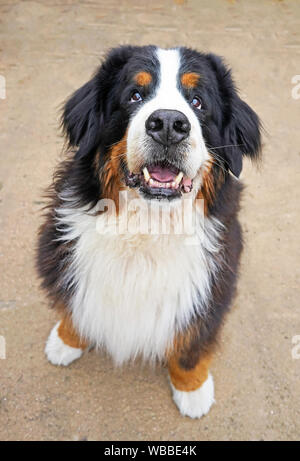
[148, 166, 178, 183]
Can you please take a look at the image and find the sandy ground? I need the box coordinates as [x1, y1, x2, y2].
[0, 0, 299, 441]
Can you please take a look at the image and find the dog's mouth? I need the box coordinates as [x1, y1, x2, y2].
[125, 162, 193, 200]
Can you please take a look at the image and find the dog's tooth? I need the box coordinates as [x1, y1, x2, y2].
[149, 178, 154, 186]
[143, 167, 150, 182]
[174, 172, 184, 185]
[171, 181, 176, 188]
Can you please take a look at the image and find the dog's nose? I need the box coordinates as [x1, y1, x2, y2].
[145, 109, 191, 146]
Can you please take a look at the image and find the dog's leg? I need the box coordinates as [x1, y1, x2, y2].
[168, 349, 214, 419]
[45, 314, 88, 366]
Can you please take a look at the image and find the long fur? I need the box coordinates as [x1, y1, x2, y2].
[37, 46, 261, 367]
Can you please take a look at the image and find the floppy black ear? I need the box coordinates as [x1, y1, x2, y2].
[223, 94, 262, 177]
[61, 46, 140, 159]
[62, 76, 101, 156]
[207, 54, 262, 177]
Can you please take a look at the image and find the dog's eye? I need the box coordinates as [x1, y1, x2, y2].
[130, 91, 143, 103]
[191, 96, 202, 109]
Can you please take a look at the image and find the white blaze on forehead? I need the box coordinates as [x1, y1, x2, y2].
[155, 48, 182, 105]
[154, 48, 197, 121]
[127, 48, 209, 179]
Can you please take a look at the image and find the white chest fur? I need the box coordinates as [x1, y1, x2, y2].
[57, 199, 222, 364]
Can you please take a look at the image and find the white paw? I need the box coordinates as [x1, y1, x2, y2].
[45, 322, 83, 366]
[170, 373, 215, 419]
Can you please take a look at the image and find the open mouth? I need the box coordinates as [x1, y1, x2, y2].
[125, 163, 193, 200]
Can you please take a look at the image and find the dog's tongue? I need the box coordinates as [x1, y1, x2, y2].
[148, 165, 178, 183]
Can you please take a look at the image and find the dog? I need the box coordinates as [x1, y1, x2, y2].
[37, 46, 261, 419]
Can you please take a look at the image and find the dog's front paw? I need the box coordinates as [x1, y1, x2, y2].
[170, 373, 215, 419]
[45, 322, 84, 366]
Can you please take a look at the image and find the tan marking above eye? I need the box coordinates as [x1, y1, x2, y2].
[134, 71, 152, 86]
[181, 72, 200, 89]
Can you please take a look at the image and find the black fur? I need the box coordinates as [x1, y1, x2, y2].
[178, 176, 244, 370]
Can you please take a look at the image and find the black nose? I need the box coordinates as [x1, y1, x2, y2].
[145, 109, 191, 146]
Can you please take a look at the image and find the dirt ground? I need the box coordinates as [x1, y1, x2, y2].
[0, 0, 299, 441]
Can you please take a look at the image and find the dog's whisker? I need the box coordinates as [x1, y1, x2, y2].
[207, 143, 244, 150]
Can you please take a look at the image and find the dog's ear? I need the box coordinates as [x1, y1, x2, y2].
[62, 46, 138, 158]
[207, 54, 262, 177]
[223, 93, 262, 177]
[62, 76, 100, 155]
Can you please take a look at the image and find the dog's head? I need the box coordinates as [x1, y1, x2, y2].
[62, 46, 261, 205]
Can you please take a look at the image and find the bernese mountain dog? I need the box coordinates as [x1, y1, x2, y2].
[37, 46, 261, 419]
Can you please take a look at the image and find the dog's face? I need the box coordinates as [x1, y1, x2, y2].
[125, 48, 209, 200]
[62, 46, 261, 205]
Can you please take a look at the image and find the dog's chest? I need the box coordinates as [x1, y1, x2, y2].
[62, 208, 219, 364]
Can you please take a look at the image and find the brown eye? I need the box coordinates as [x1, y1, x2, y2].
[192, 96, 202, 109]
[130, 91, 143, 102]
